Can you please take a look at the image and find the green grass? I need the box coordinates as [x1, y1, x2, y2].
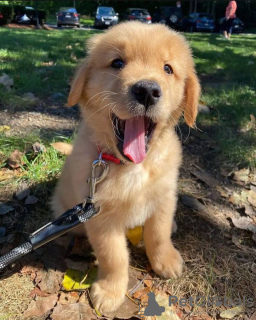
[184, 32, 256, 170]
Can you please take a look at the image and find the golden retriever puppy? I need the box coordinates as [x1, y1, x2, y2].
[52, 21, 200, 313]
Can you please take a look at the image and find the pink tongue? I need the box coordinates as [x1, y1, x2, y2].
[123, 117, 146, 164]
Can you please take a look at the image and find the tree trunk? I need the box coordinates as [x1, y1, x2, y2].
[194, 0, 198, 13]
[190, 0, 193, 13]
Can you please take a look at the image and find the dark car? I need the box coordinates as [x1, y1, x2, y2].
[217, 17, 244, 33]
[152, 6, 183, 29]
[57, 7, 80, 28]
[124, 8, 152, 24]
[183, 13, 215, 32]
[94, 7, 119, 28]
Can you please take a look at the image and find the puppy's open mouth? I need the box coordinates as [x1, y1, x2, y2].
[112, 113, 156, 164]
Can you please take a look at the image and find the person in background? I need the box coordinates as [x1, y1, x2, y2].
[223, 0, 237, 39]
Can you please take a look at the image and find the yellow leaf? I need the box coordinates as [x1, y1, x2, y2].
[126, 226, 143, 245]
[0, 125, 10, 132]
[62, 268, 97, 291]
[220, 305, 244, 319]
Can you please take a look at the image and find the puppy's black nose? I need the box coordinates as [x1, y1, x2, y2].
[132, 80, 162, 109]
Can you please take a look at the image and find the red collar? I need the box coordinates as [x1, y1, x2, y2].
[97, 146, 123, 164]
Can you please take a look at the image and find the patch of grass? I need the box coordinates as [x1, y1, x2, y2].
[0, 27, 97, 105]
[184, 32, 256, 170]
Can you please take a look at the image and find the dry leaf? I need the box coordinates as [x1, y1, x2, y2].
[216, 186, 230, 198]
[32, 142, 46, 153]
[220, 305, 244, 319]
[51, 303, 96, 320]
[30, 287, 50, 298]
[191, 169, 219, 188]
[232, 168, 250, 183]
[248, 190, 256, 207]
[23, 293, 58, 318]
[250, 311, 256, 320]
[58, 291, 79, 305]
[231, 216, 256, 233]
[51, 142, 73, 155]
[8, 149, 24, 169]
[144, 279, 153, 288]
[38, 269, 63, 294]
[245, 204, 256, 218]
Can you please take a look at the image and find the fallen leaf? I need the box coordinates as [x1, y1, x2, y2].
[16, 182, 30, 200]
[38, 269, 63, 294]
[23, 293, 58, 318]
[20, 262, 44, 281]
[250, 311, 256, 320]
[0, 73, 14, 90]
[232, 168, 250, 184]
[220, 305, 244, 319]
[8, 149, 24, 169]
[62, 267, 97, 291]
[133, 288, 150, 304]
[245, 204, 256, 218]
[58, 291, 79, 305]
[216, 186, 230, 198]
[144, 279, 153, 288]
[126, 226, 143, 245]
[0, 203, 14, 215]
[51, 142, 73, 155]
[25, 195, 38, 205]
[0, 125, 10, 132]
[248, 190, 256, 207]
[51, 302, 96, 320]
[30, 287, 50, 298]
[32, 142, 46, 153]
[231, 216, 256, 233]
[191, 169, 219, 188]
[228, 190, 249, 207]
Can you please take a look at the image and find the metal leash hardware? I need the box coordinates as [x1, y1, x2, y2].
[83, 152, 109, 206]
[0, 153, 109, 271]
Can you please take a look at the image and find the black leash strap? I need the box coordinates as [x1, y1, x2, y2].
[0, 202, 98, 270]
[0, 155, 109, 271]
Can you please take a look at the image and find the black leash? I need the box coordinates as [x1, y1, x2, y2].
[0, 156, 109, 271]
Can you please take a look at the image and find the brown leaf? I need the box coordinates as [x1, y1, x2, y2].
[38, 269, 63, 294]
[58, 291, 79, 305]
[216, 186, 230, 198]
[231, 217, 256, 233]
[133, 288, 150, 303]
[23, 293, 58, 318]
[245, 204, 256, 218]
[51, 142, 73, 155]
[250, 311, 256, 320]
[32, 142, 46, 153]
[144, 279, 153, 288]
[20, 262, 44, 281]
[30, 286, 50, 298]
[232, 168, 250, 184]
[51, 303, 96, 320]
[191, 169, 219, 188]
[248, 190, 256, 207]
[8, 149, 24, 169]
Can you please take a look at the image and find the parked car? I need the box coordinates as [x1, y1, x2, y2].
[94, 7, 119, 28]
[123, 8, 151, 24]
[217, 17, 244, 33]
[57, 7, 80, 28]
[152, 6, 183, 29]
[183, 13, 215, 32]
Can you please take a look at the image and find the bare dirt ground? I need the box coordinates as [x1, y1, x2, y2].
[0, 100, 256, 320]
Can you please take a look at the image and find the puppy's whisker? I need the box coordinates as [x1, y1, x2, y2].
[85, 91, 115, 108]
[85, 101, 116, 123]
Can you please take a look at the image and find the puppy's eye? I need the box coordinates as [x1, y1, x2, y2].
[111, 59, 125, 69]
[164, 64, 173, 75]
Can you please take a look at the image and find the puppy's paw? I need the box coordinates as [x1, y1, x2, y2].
[90, 279, 126, 313]
[151, 246, 183, 279]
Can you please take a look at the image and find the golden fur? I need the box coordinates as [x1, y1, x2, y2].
[52, 22, 200, 312]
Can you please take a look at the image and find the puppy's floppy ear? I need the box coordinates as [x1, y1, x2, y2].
[183, 71, 201, 128]
[67, 34, 104, 107]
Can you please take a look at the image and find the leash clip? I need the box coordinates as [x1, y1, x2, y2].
[83, 153, 109, 206]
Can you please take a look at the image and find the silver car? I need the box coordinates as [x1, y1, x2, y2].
[57, 7, 80, 28]
[94, 7, 119, 28]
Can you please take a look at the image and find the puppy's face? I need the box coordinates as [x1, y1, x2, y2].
[68, 22, 200, 164]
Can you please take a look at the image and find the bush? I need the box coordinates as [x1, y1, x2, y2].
[13, 5, 46, 25]
[0, 5, 13, 25]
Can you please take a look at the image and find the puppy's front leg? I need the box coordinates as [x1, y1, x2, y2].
[144, 200, 183, 279]
[86, 220, 129, 313]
